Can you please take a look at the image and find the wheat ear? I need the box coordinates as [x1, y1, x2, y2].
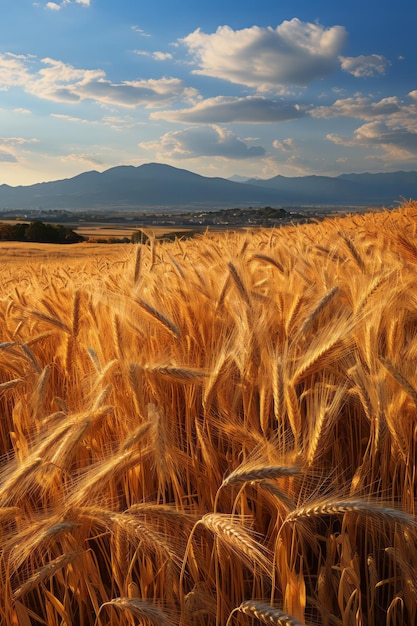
[200, 513, 271, 576]
[133, 244, 142, 283]
[251, 254, 284, 272]
[228, 600, 306, 625]
[96, 598, 172, 626]
[221, 464, 301, 488]
[138, 297, 180, 337]
[13, 551, 83, 599]
[299, 286, 339, 336]
[379, 356, 417, 406]
[285, 498, 417, 528]
[228, 262, 251, 307]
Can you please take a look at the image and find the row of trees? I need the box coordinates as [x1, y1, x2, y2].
[0, 221, 85, 243]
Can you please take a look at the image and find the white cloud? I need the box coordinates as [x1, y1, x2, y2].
[150, 96, 305, 124]
[327, 121, 417, 160]
[153, 52, 173, 61]
[181, 19, 347, 90]
[273, 138, 295, 152]
[51, 113, 136, 130]
[133, 50, 173, 61]
[13, 108, 32, 115]
[0, 136, 40, 165]
[0, 54, 198, 109]
[0, 137, 39, 145]
[312, 96, 404, 119]
[45, 0, 90, 8]
[60, 153, 103, 166]
[339, 54, 390, 77]
[0, 53, 33, 90]
[140, 125, 266, 159]
[132, 26, 151, 37]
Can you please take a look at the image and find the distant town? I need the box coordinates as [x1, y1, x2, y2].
[0, 204, 370, 237]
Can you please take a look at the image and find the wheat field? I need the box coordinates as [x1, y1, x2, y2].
[1, 203, 417, 625]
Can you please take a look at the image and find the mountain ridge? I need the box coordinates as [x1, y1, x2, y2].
[0, 163, 416, 212]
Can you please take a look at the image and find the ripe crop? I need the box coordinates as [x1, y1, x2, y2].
[1, 203, 417, 625]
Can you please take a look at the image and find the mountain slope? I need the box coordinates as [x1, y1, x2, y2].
[0, 163, 416, 211]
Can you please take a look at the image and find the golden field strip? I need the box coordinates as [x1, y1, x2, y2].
[0, 203, 417, 625]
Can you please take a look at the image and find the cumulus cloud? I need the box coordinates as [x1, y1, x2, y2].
[180, 19, 347, 90]
[339, 54, 390, 77]
[46, 2, 61, 10]
[273, 138, 295, 152]
[327, 121, 417, 160]
[312, 96, 404, 119]
[150, 96, 305, 124]
[355, 122, 417, 153]
[140, 125, 266, 159]
[0, 54, 198, 108]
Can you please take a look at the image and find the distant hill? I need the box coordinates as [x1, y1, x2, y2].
[245, 170, 417, 206]
[0, 163, 416, 212]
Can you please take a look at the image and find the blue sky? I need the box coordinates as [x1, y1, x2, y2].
[1, 0, 416, 185]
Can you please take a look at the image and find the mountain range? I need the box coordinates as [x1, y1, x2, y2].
[0, 163, 416, 212]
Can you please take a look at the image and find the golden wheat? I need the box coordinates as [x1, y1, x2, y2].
[1, 202, 417, 625]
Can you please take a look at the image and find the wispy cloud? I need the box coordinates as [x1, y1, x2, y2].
[0, 53, 33, 90]
[150, 96, 305, 123]
[51, 113, 137, 130]
[133, 50, 173, 61]
[60, 152, 104, 166]
[0, 136, 40, 165]
[132, 26, 151, 37]
[339, 54, 390, 77]
[45, 0, 90, 9]
[0, 150, 18, 163]
[140, 125, 266, 159]
[0, 54, 199, 108]
[0, 137, 39, 145]
[180, 19, 347, 91]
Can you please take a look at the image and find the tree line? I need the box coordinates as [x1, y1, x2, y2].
[0, 221, 85, 244]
